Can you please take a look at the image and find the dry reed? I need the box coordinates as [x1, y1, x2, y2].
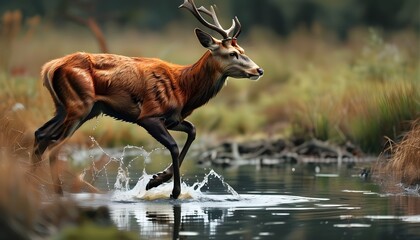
[387, 119, 420, 186]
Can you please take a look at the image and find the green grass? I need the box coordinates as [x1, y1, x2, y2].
[348, 83, 419, 153]
[54, 222, 137, 240]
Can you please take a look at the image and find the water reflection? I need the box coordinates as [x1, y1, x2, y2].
[71, 163, 420, 240]
[106, 195, 330, 239]
[112, 202, 176, 239]
[111, 203, 211, 239]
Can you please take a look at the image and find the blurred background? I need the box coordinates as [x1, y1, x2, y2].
[1, 0, 419, 37]
[0, 0, 419, 154]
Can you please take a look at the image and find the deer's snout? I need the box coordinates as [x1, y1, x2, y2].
[257, 68, 264, 76]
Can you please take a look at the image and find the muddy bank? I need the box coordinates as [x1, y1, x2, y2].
[197, 138, 376, 167]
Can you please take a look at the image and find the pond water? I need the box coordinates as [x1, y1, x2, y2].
[71, 146, 420, 240]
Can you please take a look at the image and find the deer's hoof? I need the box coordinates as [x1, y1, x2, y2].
[145, 171, 173, 190]
[170, 191, 180, 199]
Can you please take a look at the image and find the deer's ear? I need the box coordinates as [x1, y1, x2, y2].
[195, 28, 219, 51]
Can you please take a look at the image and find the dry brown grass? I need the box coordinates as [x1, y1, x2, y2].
[0, 114, 42, 238]
[387, 119, 420, 186]
[0, 115, 125, 238]
[0, 157, 40, 239]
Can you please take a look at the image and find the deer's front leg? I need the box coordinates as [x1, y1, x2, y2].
[139, 118, 181, 199]
[172, 120, 196, 165]
[157, 121, 196, 177]
[144, 120, 196, 191]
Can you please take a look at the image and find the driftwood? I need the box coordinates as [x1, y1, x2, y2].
[198, 138, 367, 167]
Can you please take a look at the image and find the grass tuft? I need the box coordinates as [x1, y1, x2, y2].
[387, 119, 420, 186]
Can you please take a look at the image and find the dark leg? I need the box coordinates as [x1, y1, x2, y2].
[32, 117, 81, 195]
[48, 144, 66, 195]
[139, 118, 181, 199]
[32, 118, 68, 194]
[32, 104, 96, 195]
[151, 121, 196, 183]
[31, 115, 63, 194]
[173, 121, 196, 166]
[173, 205, 181, 240]
[46, 109, 96, 194]
[32, 107, 66, 168]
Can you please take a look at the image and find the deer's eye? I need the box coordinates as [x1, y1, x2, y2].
[229, 52, 238, 59]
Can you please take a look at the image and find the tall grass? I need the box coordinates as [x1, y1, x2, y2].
[387, 119, 420, 186]
[290, 77, 419, 154]
[348, 83, 419, 153]
[278, 29, 419, 153]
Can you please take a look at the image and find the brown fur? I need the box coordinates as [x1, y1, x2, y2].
[40, 51, 225, 125]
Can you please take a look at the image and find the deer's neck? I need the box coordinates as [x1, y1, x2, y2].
[180, 51, 227, 116]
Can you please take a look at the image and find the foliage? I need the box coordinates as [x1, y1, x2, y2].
[354, 29, 407, 82]
[0, 0, 419, 38]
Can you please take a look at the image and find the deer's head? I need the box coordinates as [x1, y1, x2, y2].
[180, 0, 264, 80]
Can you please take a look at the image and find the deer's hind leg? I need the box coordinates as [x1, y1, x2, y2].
[32, 68, 98, 194]
[35, 102, 99, 194]
[32, 106, 66, 168]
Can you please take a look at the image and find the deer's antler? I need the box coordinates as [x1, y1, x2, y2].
[179, 0, 241, 39]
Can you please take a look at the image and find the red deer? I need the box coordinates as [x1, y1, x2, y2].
[32, 0, 263, 199]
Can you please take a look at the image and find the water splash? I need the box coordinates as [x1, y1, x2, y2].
[75, 137, 240, 201]
[191, 169, 239, 197]
[76, 137, 157, 191]
[114, 167, 130, 191]
[112, 169, 240, 202]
